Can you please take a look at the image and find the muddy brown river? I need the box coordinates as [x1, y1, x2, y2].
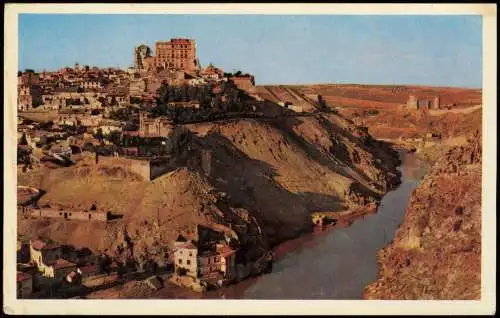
[204, 152, 430, 299]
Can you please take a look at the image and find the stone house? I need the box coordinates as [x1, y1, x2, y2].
[17, 272, 33, 298]
[197, 251, 221, 278]
[173, 240, 198, 278]
[173, 234, 237, 282]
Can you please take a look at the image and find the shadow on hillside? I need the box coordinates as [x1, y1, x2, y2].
[184, 131, 347, 246]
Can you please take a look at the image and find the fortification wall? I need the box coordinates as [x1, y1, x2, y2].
[21, 207, 108, 222]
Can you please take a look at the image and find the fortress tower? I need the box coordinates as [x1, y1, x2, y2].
[407, 94, 417, 109]
[154, 38, 198, 72]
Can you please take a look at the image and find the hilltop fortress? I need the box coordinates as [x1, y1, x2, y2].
[134, 38, 201, 73]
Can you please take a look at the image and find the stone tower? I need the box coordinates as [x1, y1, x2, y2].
[433, 96, 440, 109]
[407, 94, 417, 109]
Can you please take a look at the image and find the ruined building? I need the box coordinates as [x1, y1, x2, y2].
[407, 94, 440, 110]
[139, 111, 174, 137]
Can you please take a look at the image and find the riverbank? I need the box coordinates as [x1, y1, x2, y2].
[363, 130, 481, 299]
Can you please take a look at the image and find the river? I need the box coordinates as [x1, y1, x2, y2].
[204, 152, 430, 299]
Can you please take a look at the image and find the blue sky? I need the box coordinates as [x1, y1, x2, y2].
[19, 14, 483, 88]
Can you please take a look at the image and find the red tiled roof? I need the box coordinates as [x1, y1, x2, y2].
[216, 245, 236, 257]
[17, 272, 32, 282]
[51, 258, 77, 270]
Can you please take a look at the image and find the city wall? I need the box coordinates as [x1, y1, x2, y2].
[20, 206, 108, 222]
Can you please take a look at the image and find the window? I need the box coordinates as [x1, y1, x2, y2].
[187, 260, 191, 265]
[178, 259, 182, 264]
[189, 252, 192, 257]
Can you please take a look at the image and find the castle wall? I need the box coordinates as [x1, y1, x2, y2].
[22, 207, 108, 222]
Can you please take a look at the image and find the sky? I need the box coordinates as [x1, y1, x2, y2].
[18, 14, 483, 88]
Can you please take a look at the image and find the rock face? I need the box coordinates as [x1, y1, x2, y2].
[18, 111, 401, 281]
[364, 130, 482, 300]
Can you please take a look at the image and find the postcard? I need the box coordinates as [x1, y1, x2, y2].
[3, 3, 496, 315]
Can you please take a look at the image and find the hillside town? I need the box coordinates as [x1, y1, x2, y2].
[16, 38, 280, 298]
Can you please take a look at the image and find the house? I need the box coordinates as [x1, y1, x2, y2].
[216, 243, 237, 280]
[16, 272, 33, 298]
[173, 239, 198, 278]
[200, 64, 224, 81]
[30, 239, 62, 272]
[197, 250, 221, 279]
